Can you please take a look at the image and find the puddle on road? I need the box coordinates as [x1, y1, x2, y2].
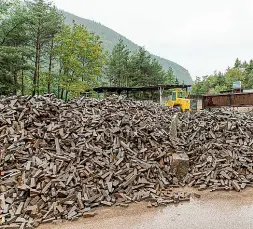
[39, 188, 253, 229]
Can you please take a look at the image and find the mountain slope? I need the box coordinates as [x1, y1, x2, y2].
[62, 11, 193, 84]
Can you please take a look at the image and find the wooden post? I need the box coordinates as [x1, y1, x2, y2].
[159, 87, 163, 105]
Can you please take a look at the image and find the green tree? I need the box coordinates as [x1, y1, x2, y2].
[242, 59, 253, 89]
[191, 76, 206, 95]
[0, 46, 32, 95]
[127, 47, 167, 86]
[216, 71, 225, 86]
[0, 0, 11, 17]
[148, 59, 165, 85]
[224, 68, 244, 88]
[242, 60, 248, 68]
[26, 0, 64, 95]
[164, 67, 176, 84]
[128, 47, 153, 86]
[106, 39, 130, 87]
[0, 1, 34, 95]
[0, 1, 26, 46]
[191, 58, 252, 95]
[234, 58, 242, 68]
[54, 24, 106, 101]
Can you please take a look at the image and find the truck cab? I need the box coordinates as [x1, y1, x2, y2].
[165, 88, 197, 112]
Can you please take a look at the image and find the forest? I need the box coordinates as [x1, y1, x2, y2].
[1, 0, 252, 100]
[192, 58, 253, 95]
[0, 0, 177, 100]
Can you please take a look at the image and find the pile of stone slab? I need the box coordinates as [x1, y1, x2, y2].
[0, 95, 185, 228]
[178, 110, 253, 192]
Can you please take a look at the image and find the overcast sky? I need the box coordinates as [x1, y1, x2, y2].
[52, 0, 253, 79]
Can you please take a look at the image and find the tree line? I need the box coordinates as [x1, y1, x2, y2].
[105, 39, 178, 87]
[0, 0, 106, 100]
[0, 0, 178, 100]
[192, 58, 253, 95]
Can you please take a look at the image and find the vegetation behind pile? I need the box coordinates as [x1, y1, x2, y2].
[0, 0, 183, 101]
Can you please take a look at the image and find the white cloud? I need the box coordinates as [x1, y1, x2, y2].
[52, 0, 253, 79]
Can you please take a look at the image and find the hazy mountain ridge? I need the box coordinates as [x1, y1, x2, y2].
[62, 11, 193, 84]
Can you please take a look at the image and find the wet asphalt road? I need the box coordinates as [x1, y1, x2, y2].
[39, 188, 253, 229]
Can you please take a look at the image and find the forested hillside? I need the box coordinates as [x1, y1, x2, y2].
[1, 0, 190, 100]
[63, 11, 193, 84]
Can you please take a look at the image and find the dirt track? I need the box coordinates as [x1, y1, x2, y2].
[39, 188, 253, 229]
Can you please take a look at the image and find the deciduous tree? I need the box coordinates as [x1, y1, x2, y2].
[54, 24, 106, 101]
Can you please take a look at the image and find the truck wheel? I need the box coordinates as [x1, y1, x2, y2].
[174, 106, 182, 112]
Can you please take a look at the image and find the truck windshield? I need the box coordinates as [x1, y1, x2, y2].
[178, 92, 186, 98]
[172, 92, 176, 101]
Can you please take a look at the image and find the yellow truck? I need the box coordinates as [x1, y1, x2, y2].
[164, 88, 197, 112]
